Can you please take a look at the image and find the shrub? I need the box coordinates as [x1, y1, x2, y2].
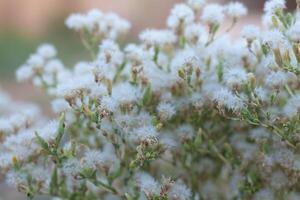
[2, 0, 300, 199]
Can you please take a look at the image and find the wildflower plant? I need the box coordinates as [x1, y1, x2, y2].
[3, 0, 300, 199]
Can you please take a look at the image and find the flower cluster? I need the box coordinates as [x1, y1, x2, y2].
[2, 0, 300, 199]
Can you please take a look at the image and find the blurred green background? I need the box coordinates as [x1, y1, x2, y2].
[0, 0, 296, 82]
[0, 0, 185, 83]
[0, 19, 89, 81]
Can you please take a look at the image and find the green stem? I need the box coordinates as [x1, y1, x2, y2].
[79, 32, 96, 60]
[284, 84, 294, 97]
[90, 179, 118, 194]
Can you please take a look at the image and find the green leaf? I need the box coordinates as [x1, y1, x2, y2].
[35, 131, 49, 150]
[179, 36, 186, 48]
[217, 59, 223, 82]
[80, 167, 96, 179]
[113, 61, 126, 83]
[55, 112, 65, 146]
[178, 69, 185, 79]
[49, 166, 58, 195]
[223, 143, 233, 159]
[261, 44, 269, 56]
[124, 193, 134, 200]
[285, 13, 295, 26]
[107, 168, 122, 185]
[142, 85, 152, 106]
[153, 46, 160, 63]
[211, 24, 220, 35]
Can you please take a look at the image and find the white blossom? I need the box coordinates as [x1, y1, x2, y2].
[187, 0, 206, 11]
[202, 4, 224, 25]
[132, 125, 158, 142]
[6, 171, 27, 188]
[224, 68, 248, 88]
[100, 96, 118, 113]
[262, 29, 287, 49]
[139, 29, 177, 46]
[241, 25, 260, 41]
[168, 181, 192, 200]
[37, 43, 57, 59]
[184, 23, 208, 43]
[287, 21, 300, 42]
[264, 0, 286, 14]
[225, 2, 248, 19]
[157, 102, 176, 121]
[51, 99, 71, 113]
[65, 13, 87, 31]
[212, 87, 244, 111]
[112, 83, 139, 105]
[265, 71, 288, 88]
[136, 172, 160, 197]
[284, 94, 300, 118]
[167, 4, 195, 29]
[62, 158, 81, 177]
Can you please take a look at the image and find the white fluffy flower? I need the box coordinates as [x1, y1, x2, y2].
[38, 120, 59, 142]
[265, 71, 288, 88]
[287, 21, 300, 42]
[16, 65, 34, 82]
[132, 125, 158, 141]
[62, 159, 81, 177]
[65, 13, 87, 31]
[27, 54, 44, 68]
[157, 102, 176, 121]
[112, 83, 139, 105]
[83, 150, 102, 169]
[51, 99, 71, 113]
[241, 25, 260, 41]
[202, 4, 224, 25]
[167, 4, 195, 29]
[86, 9, 103, 25]
[168, 181, 192, 200]
[55, 74, 93, 99]
[262, 13, 275, 28]
[98, 12, 131, 39]
[66, 10, 130, 39]
[261, 29, 287, 49]
[125, 44, 150, 63]
[212, 87, 244, 111]
[83, 143, 118, 172]
[6, 171, 27, 187]
[135, 172, 160, 197]
[254, 87, 269, 102]
[224, 68, 248, 88]
[0, 118, 13, 133]
[37, 44, 57, 59]
[100, 96, 118, 113]
[225, 2, 248, 19]
[74, 62, 93, 75]
[184, 23, 208, 43]
[284, 94, 300, 118]
[143, 61, 175, 91]
[139, 29, 177, 46]
[264, 0, 286, 14]
[98, 39, 124, 66]
[176, 124, 194, 139]
[187, 0, 206, 11]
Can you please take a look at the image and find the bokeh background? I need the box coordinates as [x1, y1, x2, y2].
[0, 0, 296, 199]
